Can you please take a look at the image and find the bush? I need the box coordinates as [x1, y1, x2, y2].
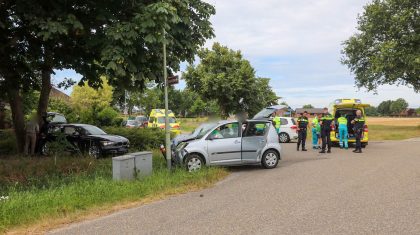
[97, 107, 119, 127]
[103, 127, 167, 151]
[0, 129, 17, 155]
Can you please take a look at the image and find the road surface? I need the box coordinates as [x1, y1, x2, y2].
[50, 140, 420, 235]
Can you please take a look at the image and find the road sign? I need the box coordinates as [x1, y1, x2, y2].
[168, 75, 179, 85]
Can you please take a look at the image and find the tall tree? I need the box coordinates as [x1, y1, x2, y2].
[341, 0, 420, 92]
[377, 100, 393, 116]
[364, 106, 379, 116]
[0, 0, 215, 152]
[302, 104, 314, 109]
[183, 43, 277, 117]
[390, 98, 409, 115]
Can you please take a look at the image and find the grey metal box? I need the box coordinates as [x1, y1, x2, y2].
[112, 155, 135, 180]
[131, 151, 153, 177]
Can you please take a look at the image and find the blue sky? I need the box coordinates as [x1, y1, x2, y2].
[54, 0, 420, 108]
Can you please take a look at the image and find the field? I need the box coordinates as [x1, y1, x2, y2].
[367, 117, 420, 140]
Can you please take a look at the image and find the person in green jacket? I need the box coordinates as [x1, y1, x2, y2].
[337, 113, 348, 149]
[273, 114, 281, 134]
[311, 114, 321, 149]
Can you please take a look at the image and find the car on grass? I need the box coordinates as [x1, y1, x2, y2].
[330, 98, 370, 147]
[42, 124, 129, 158]
[173, 120, 281, 172]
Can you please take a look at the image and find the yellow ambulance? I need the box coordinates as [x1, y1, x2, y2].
[147, 109, 181, 135]
[330, 99, 369, 147]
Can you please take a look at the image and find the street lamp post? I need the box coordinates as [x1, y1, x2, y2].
[163, 28, 171, 170]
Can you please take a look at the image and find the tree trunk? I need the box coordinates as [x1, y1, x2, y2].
[8, 89, 25, 153]
[0, 101, 5, 129]
[37, 65, 52, 124]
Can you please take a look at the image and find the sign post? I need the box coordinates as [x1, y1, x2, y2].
[163, 29, 171, 170]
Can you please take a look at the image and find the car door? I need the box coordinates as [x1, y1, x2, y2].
[241, 121, 269, 163]
[63, 126, 80, 150]
[207, 122, 241, 165]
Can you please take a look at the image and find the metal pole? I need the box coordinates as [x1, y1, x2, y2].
[163, 28, 171, 170]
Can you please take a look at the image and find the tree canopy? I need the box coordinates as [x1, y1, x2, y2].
[183, 43, 278, 117]
[0, 0, 215, 152]
[341, 0, 420, 92]
[390, 98, 409, 115]
[302, 104, 314, 109]
[377, 98, 409, 116]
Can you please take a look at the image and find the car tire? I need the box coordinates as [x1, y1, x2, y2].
[261, 150, 279, 169]
[41, 142, 50, 156]
[278, 132, 290, 143]
[88, 144, 102, 159]
[184, 153, 204, 172]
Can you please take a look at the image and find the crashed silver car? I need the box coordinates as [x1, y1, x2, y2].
[174, 120, 282, 172]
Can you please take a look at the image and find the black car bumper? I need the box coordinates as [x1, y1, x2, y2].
[102, 146, 129, 155]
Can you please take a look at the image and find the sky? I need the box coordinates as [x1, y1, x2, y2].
[54, 0, 420, 108]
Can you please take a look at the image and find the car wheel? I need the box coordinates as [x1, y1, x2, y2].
[185, 154, 204, 172]
[41, 142, 50, 156]
[278, 132, 290, 143]
[88, 144, 102, 159]
[262, 150, 279, 169]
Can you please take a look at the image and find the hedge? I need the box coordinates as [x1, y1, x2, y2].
[103, 127, 167, 151]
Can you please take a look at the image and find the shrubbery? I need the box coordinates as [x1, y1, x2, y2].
[97, 107, 119, 126]
[0, 129, 17, 155]
[103, 127, 167, 151]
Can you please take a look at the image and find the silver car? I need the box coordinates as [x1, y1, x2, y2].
[174, 120, 282, 172]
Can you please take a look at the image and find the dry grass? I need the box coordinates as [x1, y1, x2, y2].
[368, 117, 420, 126]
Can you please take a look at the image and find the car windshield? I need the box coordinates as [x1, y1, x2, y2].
[82, 125, 107, 135]
[253, 108, 275, 119]
[127, 120, 138, 125]
[157, 117, 176, 123]
[195, 123, 218, 139]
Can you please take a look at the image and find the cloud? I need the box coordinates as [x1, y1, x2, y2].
[203, 0, 420, 107]
[205, 0, 369, 56]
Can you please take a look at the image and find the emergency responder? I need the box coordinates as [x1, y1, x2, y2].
[337, 113, 348, 149]
[273, 112, 281, 134]
[351, 110, 365, 153]
[319, 107, 334, 153]
[297, 111, 309, 151]
[311, 113, 320, 149]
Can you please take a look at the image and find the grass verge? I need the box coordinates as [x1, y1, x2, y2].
[368, 125, 420, 140]
[0, 152, 228, 234]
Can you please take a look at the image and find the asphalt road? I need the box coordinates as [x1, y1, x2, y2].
[50, 140, 420, 235]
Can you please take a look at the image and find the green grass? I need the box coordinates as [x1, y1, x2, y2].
[0, 152, 228, 233]
[369, 125, 420, 140]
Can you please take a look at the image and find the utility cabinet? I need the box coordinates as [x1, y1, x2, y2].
[131, 151, 153, 177]
[112, 155, 135, 180]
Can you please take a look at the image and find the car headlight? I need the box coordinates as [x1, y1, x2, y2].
[176, 142, 188, 152]
[101, 141, 114, 146]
